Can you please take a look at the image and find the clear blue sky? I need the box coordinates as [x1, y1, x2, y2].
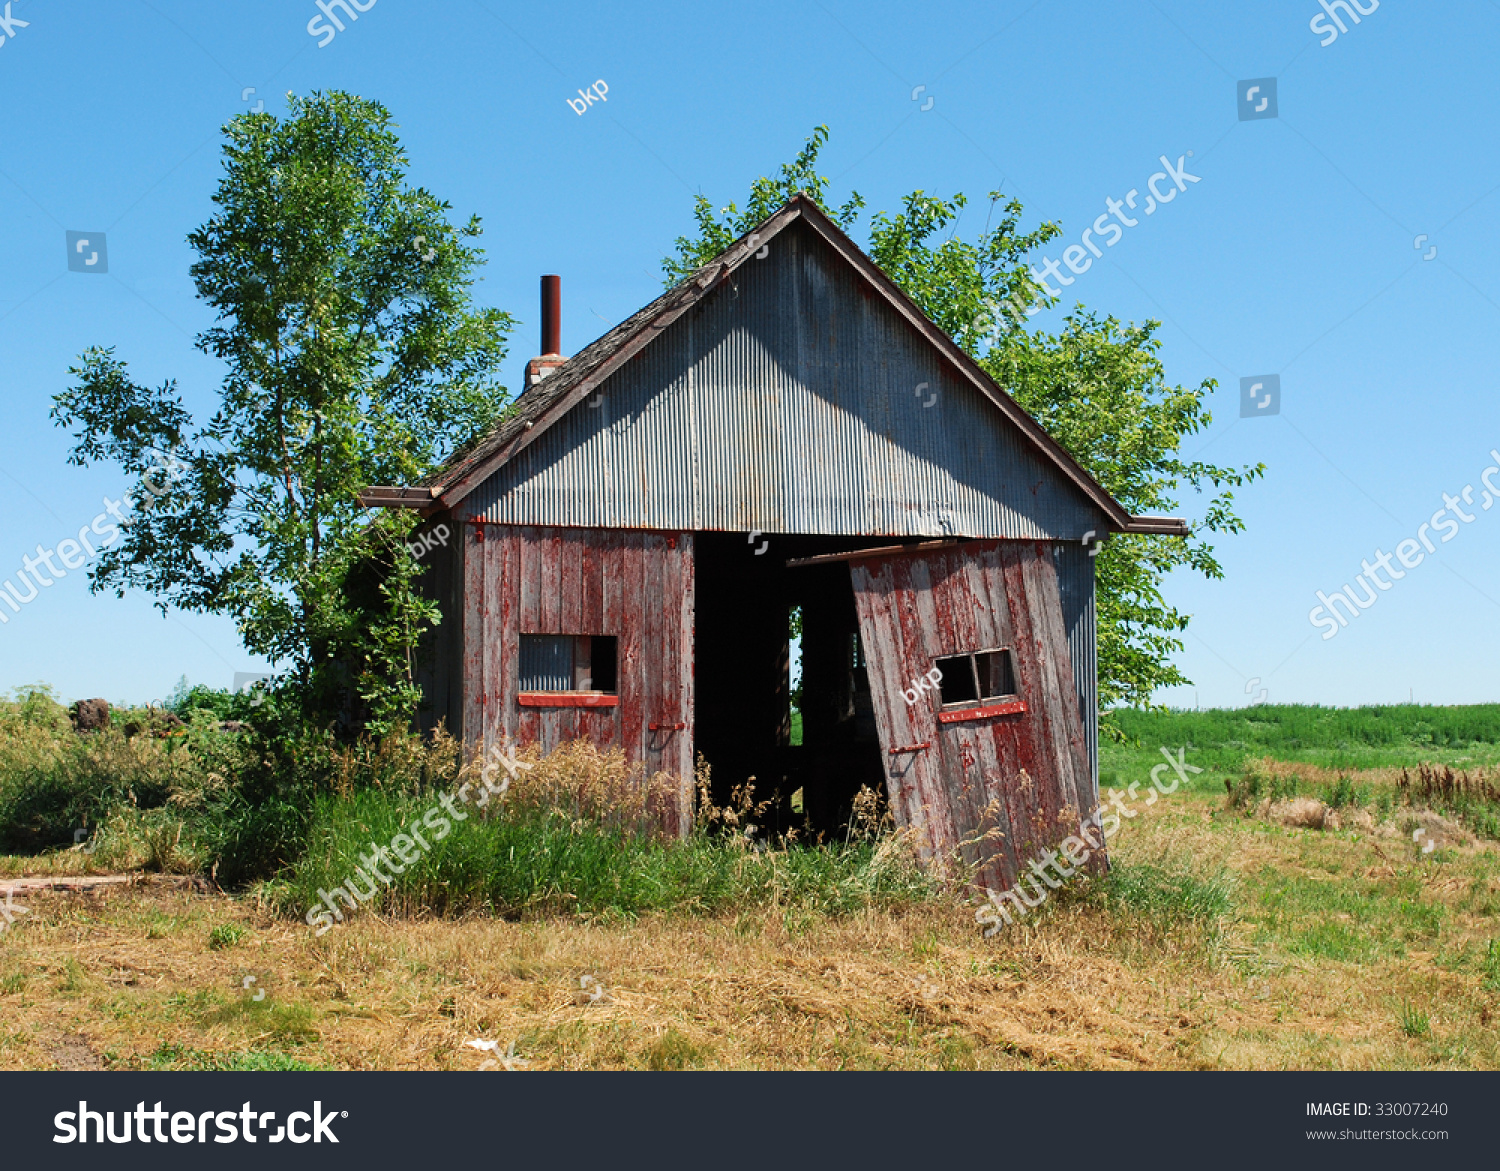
[1, 0, 1496, 710]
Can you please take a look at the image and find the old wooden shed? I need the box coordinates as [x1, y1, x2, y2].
[363, 194, 1186, 890]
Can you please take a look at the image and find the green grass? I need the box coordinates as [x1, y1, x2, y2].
[1253, 868, 1445, 962]
[1398, 1001, 1431, 1038]
[278, 788, 934, 924]
[204, 997, 320, 1043]
[645, 1028, 704, 1070]
[1483, 941, 1500, 992]
[1106, 703, 1500, 774]
[1090, 859, 1235, 924]
[143, 1043, 324, 1071]
[207, 922, 247, 950]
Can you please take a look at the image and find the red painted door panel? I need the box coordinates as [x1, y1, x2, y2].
[848, 540, 1095, 890]
[462, 524, 695, 835]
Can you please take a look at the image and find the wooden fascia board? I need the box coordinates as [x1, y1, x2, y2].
[1120, 515, 1191, 536]
[357, 487, 440, 509]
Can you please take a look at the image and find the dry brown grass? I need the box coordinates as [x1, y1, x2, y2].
[463, 737, 685, 834]
[3, 777, 1498, 1072]
[4, 735, 1500, 1072]
[0, 883, 1224, 1071]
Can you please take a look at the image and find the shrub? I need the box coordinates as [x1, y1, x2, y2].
[1321, 774, 1361, 809]
[0, 686, 337, 878]
[1, 688, 938, 920]
[1399, 764, 1500, 841]
[166, 679, 237, 721]
[1226, 758, 1302, 811]
[0, 697, 199, 852]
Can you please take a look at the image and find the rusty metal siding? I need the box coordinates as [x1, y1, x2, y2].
[466, 223, 1103, 540]
[460, 523, 694, 833]
[1054, 542, 1100, 800]
[849, 539, 1096, 891]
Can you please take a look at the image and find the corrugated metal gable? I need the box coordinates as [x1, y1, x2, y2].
[464, 222, 1107, 540]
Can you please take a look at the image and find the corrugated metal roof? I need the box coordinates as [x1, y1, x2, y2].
[370, 194, 1185, 538]
[464, 224, 1106, 539]
[416, 260, 715, 497]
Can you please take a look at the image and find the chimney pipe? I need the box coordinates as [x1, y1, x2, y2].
[525, 275, 567, 388]
[541, 274, 561, 357]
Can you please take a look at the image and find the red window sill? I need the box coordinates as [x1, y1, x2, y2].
[937, 699, 1027, 724]
[518, 693, 620, 708]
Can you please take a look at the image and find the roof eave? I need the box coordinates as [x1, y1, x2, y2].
[1120, 515, 1191, 536]
[358, 486, 441, 510]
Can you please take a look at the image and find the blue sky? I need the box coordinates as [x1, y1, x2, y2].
[1, 0, 1496, 709]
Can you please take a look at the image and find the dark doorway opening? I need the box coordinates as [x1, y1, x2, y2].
[693, 532, 887, 840]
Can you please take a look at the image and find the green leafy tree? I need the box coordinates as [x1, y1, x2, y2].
[667, 128, 1263, 724]
[663, 126, 866, 283]
[52, 91, 514, 732]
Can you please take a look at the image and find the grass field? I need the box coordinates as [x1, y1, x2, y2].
[1, 703, 1498, 1070]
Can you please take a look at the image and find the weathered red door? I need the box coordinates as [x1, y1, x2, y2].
[848, 540, 1096, 890]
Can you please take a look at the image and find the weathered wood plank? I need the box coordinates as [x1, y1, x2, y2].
[674, 532, 696, 833]
[849, 538, 1096, 892]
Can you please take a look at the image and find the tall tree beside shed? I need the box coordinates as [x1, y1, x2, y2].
[51, 91, 515, 730]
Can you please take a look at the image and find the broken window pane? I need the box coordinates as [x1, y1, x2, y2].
[520, 635, 618, 693]
[935, 648, 1017, 707]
